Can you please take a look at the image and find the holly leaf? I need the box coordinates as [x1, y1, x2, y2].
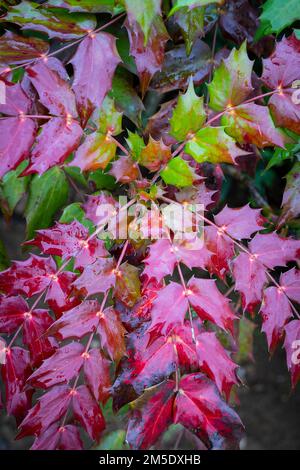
[1, 347, 32, 420]
[72, 385, 105, 441]
[139, 137, 171, 171]
[28, 342, 84, 389]
[187, 277, 237, 334]
[196, 331, 239, 399]
[255, 0, 300, 40]
[84, 348, 111, 404]
[170, 6, 205, 57]
[215, 204, 264, 240]
[27, 61, 78, 117]
[125, 0, 162, 44]
[284, 320, 300, 388]
[208, 42, 253, 111]
[114, 262, 141, 308]
[126, 16, 168, 96]
[31, 423, 83, 450]
[280, 268, 300, 304]
[70, 32, 120, 126]
[25, 167, 69, 239]
[170, 79, 206, 141]
[2, 1, 96, 40]
[17, 385, 72, 438]
[73, 257, 116, 296]
[169, 0, 223, 16]
[23, 117, 83, 176]
[0, 161, 30, 217]
[109, 70, 144, 127]
[221, 103, 285, 148]
[97, 307, 126, 364]
[23, 309, 56, 368]
[173, 373, 243, 449]
[109, 156, 139, 183]
[232, 252, 267, 313]
[26, 220, 108, 270]
[147, 282, 188, 337]
[260, 286, 292, 352]
[248, 233, 300, 269]
[0, 31, 49, 66]
[161, 156, 197, 187]
[46, 0, 115, 13]
[205, 225, 234, 279]
[0, 295, 29, 334]
[185, 127, 249, 164]
[279, 162, 300, 226]
[219, 0, 260, 47]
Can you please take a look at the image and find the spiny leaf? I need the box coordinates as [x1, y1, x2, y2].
[125, 0, 162, 44]
[0, 31, 49, 66]
[255, 0, 300, 40]
[161, 156, 197, 187]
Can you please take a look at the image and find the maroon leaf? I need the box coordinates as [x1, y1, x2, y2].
[45, 271, 80, 317]
[30, 423, 83, 450]
[260, 286, 293, 352]
[23, 309, 57, 367]
[17, 385, 72, 438]
[196, 331, 239, 399]
[284, 320, 300, 388]
[83, 348, 111, 404]
[0, 295, 29, 334]
[72, 385, 105, 441]
[187, 277, 237, 334]
[27, 342, 84, 389]
[174, 373, 243, 449]
[70, 32, 121, 126]
[2, 347, 32, 421]
[109, 156, 139, 183]
[59, 424, 83, 450]
[0, 31, 49, 67]
[97, 307, 126, 364]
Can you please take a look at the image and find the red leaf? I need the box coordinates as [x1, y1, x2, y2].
[26, 221, 108, 270]
[72, 385, 105, 441]
[126, 380, 175, 449]
[27, 342, 84, 389]
[59, 424, 83, 450]
[260, 286, 293, 352]
[147, 282, 188, 337]
[187, 277, 237, 334]
[215, 204, 264, 240]
[30, 423, 83, 450]
[83, 348, 111, 404]
[205, 225, 234, 278]
[27, 61, 78, 117]
[73, 257, 116, 296]
[23, 309, 56, 367]
[231, 252, 267, 312]
[23, 117, 83, 175]
[0, 295, 29, 334]
[70, 32, 120, 126]
[249, 233, 300, 269]
[2, 347, 32, 421]
[97, 307, 126, 364]
[30, 423, 60, 450]
[126, 17, 168, 96]
[174, 373, 243, 449]
[17, 385, 72, 438]
[45, 271, 80, 317]
[196, 332, 239, 399]
[109, 156, 139, 183]
[0, 31, 49, 67]
[0, 255, 56, 297]
[284, 320, 300, 388]
[280, 268, 300, 304]
[143, 239, 177, 283]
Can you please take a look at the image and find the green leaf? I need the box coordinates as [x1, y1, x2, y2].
[255, 0, 300, 40]
[124, 0, 161, 43]
[25, 167, 69, 239]
[109, 69, 144, 127]
[265, 142, 300, 171]
[88, 169, 116, 190]
[0, 238, 9, 272]
[161, 156, 196, 187]
[208, 42, 253, 111]
[45, 0, 116, 13]
[94, 96, 123, 135]
[185, 126, 248, 164]
[126, 131, 145, 161]
[1, 1, 96, 40]
[95, 430, 127, 450]
[60, 202, 94, 233]
[170, 79, 206, 141]
[0, 161, 30, 217]
[173, 6, 205, 56]
[169, 0, 223, 16]
[295, 30, 300, 40]
[64, 166, 89, 188]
